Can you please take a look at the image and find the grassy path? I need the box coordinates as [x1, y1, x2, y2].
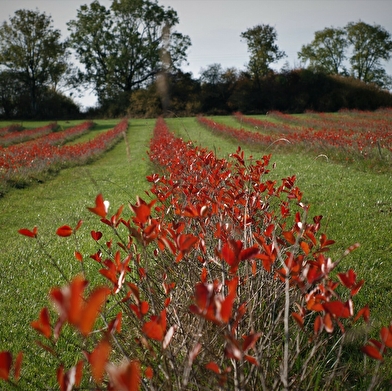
[0, 118, 155, 385]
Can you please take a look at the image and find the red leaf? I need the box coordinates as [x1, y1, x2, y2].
[140, 301, 149, 316]
[106, 360, 140, 391]
[56, 225, 73, 237]
[50, 276, 86, 329]
[362, 344, 383, 361]
[78, 287, 110, 336]
[0, 351, 12, 380]
[291, 312, 304, 329]
[337, 269, 356, 288]
[18, 227, 38, 238]
[142, 311, 165, 341]
[75, 360, 83, 387]
[242, 333, 261, 352]
[314, 315, 323, 335]
[323, 301, 351, 319]
[108, 312, 122, 334]
[178, 234, 198, 253]
[300, 241, 310, 255]
[58, 362, 84, 391]
[31, 307, 51, 339]
[130, 197, 156, 225]
[320, 233, 335, 248]
[75, 220, 83, 232]
[222, 240, 242, 266]
[283, 231, 296, 245]
[354, 304, 370, 323]
[244, 354, 259, 366]
[145, 366, 153, 379]
[205, 361, 221, 374]
[221, 277, 238, 323]
[201, 267, 207, 283]
[74, 251, 83, 262]
[351, 280, 364, 297]
[87, 194, 108, 218]
[50, 276, 109, 337]
[88, 339, 111, 383]
[225, 335, 243, 360]
[91, 230, 103, 241]
[57, 365, 64, 391]
[380, 327, 392, 348]
[240, 245, 259, 261]
[193, 282, 211, 311]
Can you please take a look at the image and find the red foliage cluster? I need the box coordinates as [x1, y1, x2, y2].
[232, 110, 392, 158]
[0, 122, 57, 147]
[149, 118, 368, 335]
[8, 117, 388, 389]
[0, 124, 23, 137]
[0, 120, 127, 186]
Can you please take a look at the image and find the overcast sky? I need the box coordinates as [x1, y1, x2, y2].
[2, 0, 392, 108]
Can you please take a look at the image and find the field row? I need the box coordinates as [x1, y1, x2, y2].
[0, 122, 58, 146]
[199, 111, 392, 168]
[0, 119, 127, 195]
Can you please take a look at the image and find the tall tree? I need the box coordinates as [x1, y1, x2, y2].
[0, 70, 26, 118]
[298, 27, 348, 75]
[67, 0, 191, 106]
[240, 24, 286, 83]
[345, 21, 392, 88]
[0, 9, 70, 116]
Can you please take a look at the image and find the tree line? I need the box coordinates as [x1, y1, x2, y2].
[0, 0, 392, 119]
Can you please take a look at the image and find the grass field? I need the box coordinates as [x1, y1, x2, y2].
[1, 114, 392, 388]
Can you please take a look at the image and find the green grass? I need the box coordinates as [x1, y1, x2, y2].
[0, 118, 156, 387]
[1, 115, 392, 387]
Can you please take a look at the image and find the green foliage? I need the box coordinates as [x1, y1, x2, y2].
[299, 21, 392, 89]
[298, 27, 348, 75]
[227, 69, 392, 114]
[346, 21, 392, 88]
[67, 0, 191, 105]
[0, 9, 71, 117]
[240, 24, 286, 82]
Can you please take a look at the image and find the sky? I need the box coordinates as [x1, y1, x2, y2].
[1, 0, 392, 109]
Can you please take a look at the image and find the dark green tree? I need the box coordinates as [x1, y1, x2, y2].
[0, 70, 25, 118]
[199, 64, 238, 113]
[67, 0, 191, 108]
[240, 24, 286, 83]
[345, 21, 392, 88]
[0, 9, 70, 117]
[298, 27, 348, 75]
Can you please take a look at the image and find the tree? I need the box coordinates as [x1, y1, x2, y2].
[200, 63, 224, 86]
[199, 64, 239, 113]
[240, 24, 286, 83]
[298, 27, 348, 75]
[67, 0, 191, 108]
[0, 70, 25, 118]
[345, 21, 392, 88]
[0, 9, 70, 117]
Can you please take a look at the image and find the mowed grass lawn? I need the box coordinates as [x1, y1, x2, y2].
[0, 115, 392, 386]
